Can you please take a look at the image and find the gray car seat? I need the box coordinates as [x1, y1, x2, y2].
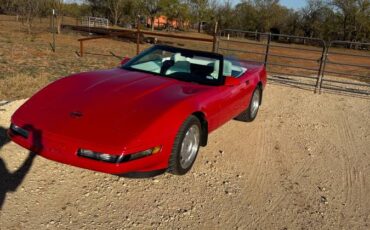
[166, 53, 190, 74]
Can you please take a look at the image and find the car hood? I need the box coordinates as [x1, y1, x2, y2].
[13, 68, 210, 149]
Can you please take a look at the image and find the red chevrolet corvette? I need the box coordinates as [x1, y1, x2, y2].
[9, 45, 266, 175]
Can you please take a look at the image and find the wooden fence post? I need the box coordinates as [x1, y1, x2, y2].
[212, 21, 218, 53]
[136, 16, 140, 55]
[80, 40, 83, 57]
[264, 33, 271, 68]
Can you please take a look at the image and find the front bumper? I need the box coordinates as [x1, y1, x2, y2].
[8, 125, 171, 175]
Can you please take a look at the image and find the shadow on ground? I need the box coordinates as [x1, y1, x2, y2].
[0, 126, 36, 210]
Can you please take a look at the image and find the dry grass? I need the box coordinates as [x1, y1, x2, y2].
[0, 73, 50, 100]
[0, 15, 217, 101]
[0, 15, 135, 100]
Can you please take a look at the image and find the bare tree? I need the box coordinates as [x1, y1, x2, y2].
[107, 0, 126, 26]
[49, 0, 64, 34]
[16, 0, 41, 34]
[189, 0, 210, 32]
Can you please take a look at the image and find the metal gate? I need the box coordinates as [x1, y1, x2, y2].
[217, 30, 370, 96]
[320, 41, 370, 95]
[217, 29, 326, 92]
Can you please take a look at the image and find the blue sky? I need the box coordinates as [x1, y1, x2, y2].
[275, 0, 306, 9]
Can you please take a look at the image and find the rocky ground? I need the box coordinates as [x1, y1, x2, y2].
[0, 84, 369, 229]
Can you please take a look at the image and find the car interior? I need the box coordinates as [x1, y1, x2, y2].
[129, 52, 248, 85]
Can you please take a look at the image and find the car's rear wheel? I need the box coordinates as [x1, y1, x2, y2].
[235, 86, 262, 122]
[168, 115, 201, 175]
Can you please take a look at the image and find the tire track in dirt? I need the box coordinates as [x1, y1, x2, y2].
[245, 122, 268, 193]
[232, 121, 270, 227]
[247, 159, 315, 229]
[337, 112, 367, 227]
[244, 120, 277, 227]
[240, 120, 269, 225]
[244, 119, 316, 228]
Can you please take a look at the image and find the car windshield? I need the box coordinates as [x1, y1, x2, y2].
[122, 45, 224, 86]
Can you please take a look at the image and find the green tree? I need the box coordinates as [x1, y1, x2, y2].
[331, 0, 359, 40]
[159, 0, 190, 29]
[300, 0, 332, 38]
[233, 1, 259, 31]
[253, 0, 290, 33]
[139, 0, 161, 31]
[0, 0, 17, 13]
[85, 0, 107, 18]
[354, 0, 370, 41]
[189, 0, 211, 32]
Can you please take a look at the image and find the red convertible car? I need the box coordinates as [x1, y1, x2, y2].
[9, 45, 266, 175]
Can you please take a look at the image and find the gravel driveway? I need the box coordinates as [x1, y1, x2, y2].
[0, 84, 369, 229]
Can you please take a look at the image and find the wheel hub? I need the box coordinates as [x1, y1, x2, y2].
[180, 125, 200, 169]
[251, 89, 260, 118]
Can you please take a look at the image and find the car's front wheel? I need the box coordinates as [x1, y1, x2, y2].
[235, 86, 262, 122]
[168, 115, 201, 175]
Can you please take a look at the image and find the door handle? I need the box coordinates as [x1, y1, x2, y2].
[245, 80, 250, 85]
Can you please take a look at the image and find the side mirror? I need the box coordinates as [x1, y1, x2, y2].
[224, 76, 240, 86]
[120, 57, 130, 65]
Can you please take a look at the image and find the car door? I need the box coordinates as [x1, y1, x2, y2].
[235, 75, 255, 112]
[207, 79, 251, 129]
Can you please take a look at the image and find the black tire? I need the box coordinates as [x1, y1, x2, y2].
[168, 115, 201, 175]
[235, 86, 262, 122]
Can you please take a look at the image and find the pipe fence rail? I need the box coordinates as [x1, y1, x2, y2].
[320, 41, 370, 95]
[218, 29, 369, 96]
[218, 29, 326, 93]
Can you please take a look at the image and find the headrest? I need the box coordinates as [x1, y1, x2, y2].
[213, 60, 220, 73]
[207, 60, 220, 79]
[223, 60, 232, 76]
[171, 53, 187, 62]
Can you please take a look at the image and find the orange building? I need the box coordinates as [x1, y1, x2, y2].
[147, 15, 188, 29]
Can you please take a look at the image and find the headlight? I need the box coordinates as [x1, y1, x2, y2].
[77, 149, 118, 163]
[10, 124, 29, 138]
[118, 145, 162, 162]
[127, 149, 153, 161]
[77, 146, 162, 163]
